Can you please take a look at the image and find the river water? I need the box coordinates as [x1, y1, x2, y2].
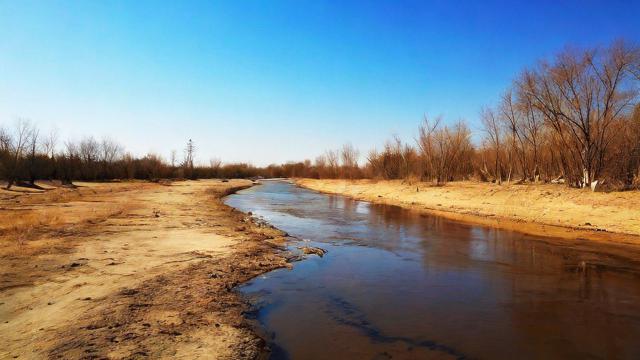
[225, 181, 640, 359]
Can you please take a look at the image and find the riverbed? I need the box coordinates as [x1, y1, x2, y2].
[226, 181, 640, 359]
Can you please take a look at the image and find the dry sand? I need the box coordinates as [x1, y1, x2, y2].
[0, 180, 288, 359]
[297, 179, 640, 244]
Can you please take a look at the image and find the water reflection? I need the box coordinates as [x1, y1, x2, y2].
[226, 181, 640, 359]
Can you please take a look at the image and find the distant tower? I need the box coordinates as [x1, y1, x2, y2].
[185, 139, 196, 179]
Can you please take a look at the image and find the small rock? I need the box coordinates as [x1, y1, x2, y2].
[300, 246, 327, 257]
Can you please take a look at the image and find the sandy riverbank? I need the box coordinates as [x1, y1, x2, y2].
[297, 179, 640, 244]
[0, 179, 288, 359]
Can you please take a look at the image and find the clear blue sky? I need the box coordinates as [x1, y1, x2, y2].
[1, 0, 638, 166]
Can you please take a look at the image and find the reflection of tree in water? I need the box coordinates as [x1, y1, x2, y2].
[392, 211, 640, 358]
[422, 222, 640, 358]
[506, 257, 640, 358]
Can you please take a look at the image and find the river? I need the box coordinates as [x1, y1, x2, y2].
[225, 180, 640, 359]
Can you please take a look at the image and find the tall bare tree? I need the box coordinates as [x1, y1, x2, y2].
[481, 108, 503, 184]
[325, 149, 339, 178]
[519, 42, 638, 187]
[41, 127, 59, 159]
[170, 149, 177, 167]
[26, 127, 40, 185]
[340, 143, 359, 179]
[5, 119, 33, 189]
[500, 91, 528, 182]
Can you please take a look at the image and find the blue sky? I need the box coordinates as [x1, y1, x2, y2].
[1, 0, 639, 165]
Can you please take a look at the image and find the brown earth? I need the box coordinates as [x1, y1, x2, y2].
[0, 180, 289, 359]
[296, 179, 640, 245]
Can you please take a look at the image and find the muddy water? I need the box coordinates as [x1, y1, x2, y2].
[226, 181, 640, 359]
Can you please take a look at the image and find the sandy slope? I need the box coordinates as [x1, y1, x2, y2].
[297, 179, 640, 243]
[0, 180, 288, 359]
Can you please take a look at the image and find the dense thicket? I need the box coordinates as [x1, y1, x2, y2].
[2, 40, 638, 190]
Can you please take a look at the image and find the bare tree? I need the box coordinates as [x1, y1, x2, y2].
[27, 127, 40, 185]
[340, 143, 359, 179]
[481, 108, 503, 184]
[209, 157, 221, 177]
[79, 137, 99, 163]
[519, 42, 638, 187]
[0, 126, 11, 180]
[630, 46, 640, 81]
[417, 116, 440, 181]
[170, 149, 177, 167]
[77, 136, 100, 180]
[314, 154, 327, 168]
[418, 116, 474, 184]
[5, 119, 34, 189]
[97, 137, 123, 179]
[500, 90, 528, 182]
[41, 127, 59, 159]
[517, 91, 545, 182]
[325, 150, 339, 178]
[100, 137, 123, 163]
[0, 127, 10, 153]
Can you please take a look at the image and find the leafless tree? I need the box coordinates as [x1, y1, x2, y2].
[170, 149, 177, 167]
[0, 126, 11, 153]
[340, 143, 359, 179]
[417, 116, 440, 181]
[41, 127, 59, 159]
[499, 90, 528, 182]
[481, 108, 503, 184]
[314, 154, 327, 168]
[26, 127, 40, 185]
[5, 119, 34, 189]
[418, 116, 474, 184]
[517, 90, 545, 181]
[100, 138, 123, 163]
[325, 149, 339, 178]
[519, 41, 638, 187]
[209, 158, 221, 177]
[78, 137, 99, 163]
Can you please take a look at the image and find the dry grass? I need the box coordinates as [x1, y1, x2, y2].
[0, 182, 141, 248]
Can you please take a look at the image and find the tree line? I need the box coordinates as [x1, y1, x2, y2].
[1, 40, 639, 190]
[289, 40, 640, 190]
[0, 121, 265, 189]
